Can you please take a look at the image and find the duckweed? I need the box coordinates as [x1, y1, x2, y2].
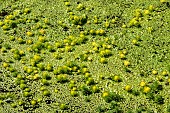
[0, 0, 170, 112]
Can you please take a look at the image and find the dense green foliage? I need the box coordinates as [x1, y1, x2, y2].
[0, 0, 170, 113]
